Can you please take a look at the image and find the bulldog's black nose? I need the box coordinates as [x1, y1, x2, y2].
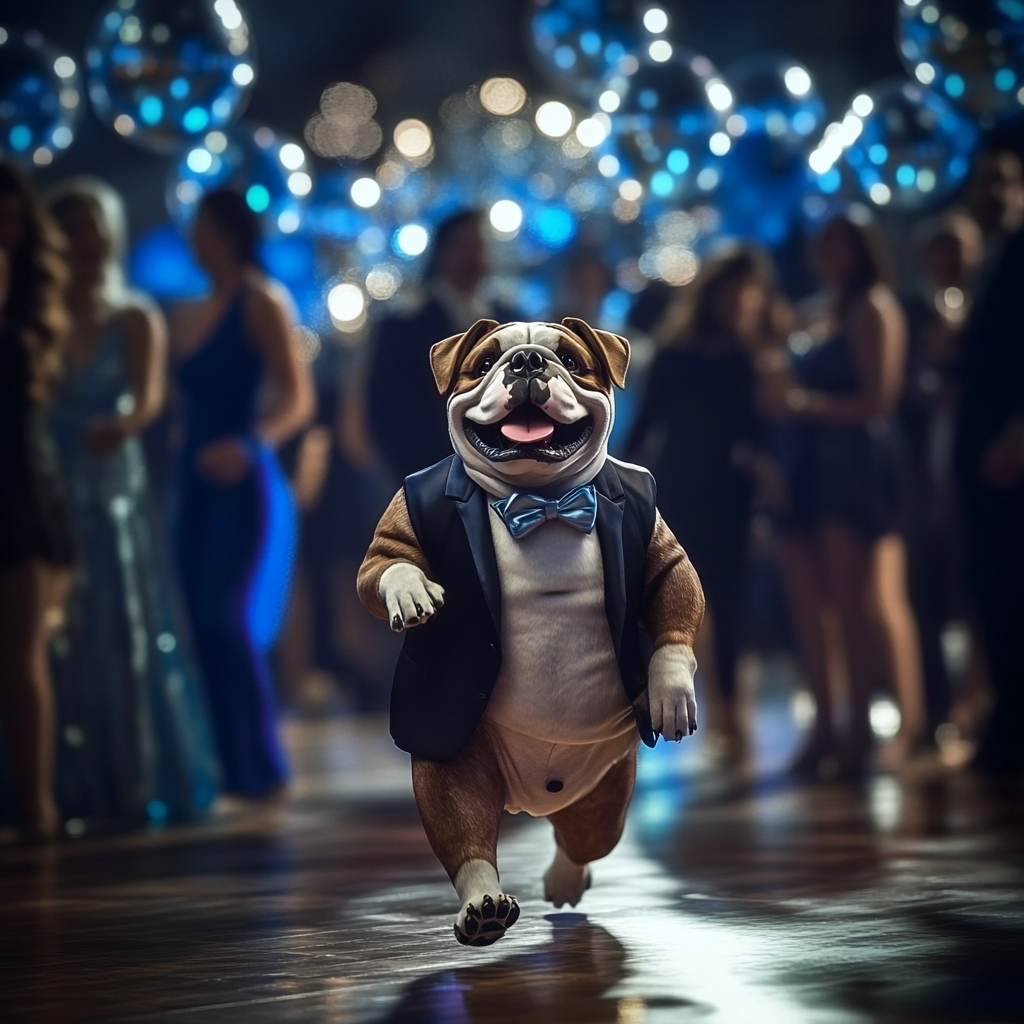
[508, 350, 547, 380]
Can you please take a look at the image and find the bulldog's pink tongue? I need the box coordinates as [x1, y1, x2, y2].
[500, 419, 555, 444]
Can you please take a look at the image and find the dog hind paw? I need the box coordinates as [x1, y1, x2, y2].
[454, 893, 520, 947]
[543, 851, 592, 908]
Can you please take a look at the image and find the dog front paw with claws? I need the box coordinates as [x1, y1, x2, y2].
[379, 562, 445, 633]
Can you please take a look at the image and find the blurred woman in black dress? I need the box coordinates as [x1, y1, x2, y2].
[0, 164, 74, 841]
[759, 213, 925, 777]
[628, 248, 789, 755]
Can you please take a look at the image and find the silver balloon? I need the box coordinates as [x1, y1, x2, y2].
[597, 46, 731, 209]
[898, 0, 1024, 123]
[86, 0, 256, 153]
[0, 26, 83, 170]
[843, 79, 979, 211]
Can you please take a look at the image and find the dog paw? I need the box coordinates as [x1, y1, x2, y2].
[543, 849, 592, 908]
[453, 893, 520, 947]
[379, 563, 445, 633]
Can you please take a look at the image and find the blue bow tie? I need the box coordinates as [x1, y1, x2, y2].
[492, 484, 598, 540]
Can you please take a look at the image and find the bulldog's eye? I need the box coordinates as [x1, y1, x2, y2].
[559, 352, 581, 373]
[476, 356, 495, 377]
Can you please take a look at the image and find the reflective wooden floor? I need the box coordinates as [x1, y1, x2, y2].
[2, 657, 1023, 1023]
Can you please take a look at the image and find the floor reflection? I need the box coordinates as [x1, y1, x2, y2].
[2, 656, 1023, 1023]
[374, 917, 641, 1024]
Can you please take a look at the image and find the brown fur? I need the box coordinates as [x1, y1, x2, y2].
[429, 318, 500, 395]
[411, 726, 506, 883]
[428, 317, 630, 399]
[547, 752, 636, 865]
[356, 488, 428, 621]
[411, 724, 636, 882]
[561, 317, 630, 390]
[641, 510, 706, 649]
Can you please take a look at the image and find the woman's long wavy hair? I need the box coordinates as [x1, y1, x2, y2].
[0, 163, 69, 403]
[655, 245, 789, 352]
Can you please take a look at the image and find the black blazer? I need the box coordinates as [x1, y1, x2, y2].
[391, 455, 659, 760]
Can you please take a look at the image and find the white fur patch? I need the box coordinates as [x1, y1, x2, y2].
[464, 375, 516, 425]
[493, 322, 563, 351]
[539, 374, 589, 424]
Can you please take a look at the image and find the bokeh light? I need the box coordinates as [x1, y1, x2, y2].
[327, 281, 365, 325]
[535, 100, 574, 138]
[394, 223, 429, 256]
[305, 81, 382, 160]
[350, 176, 381, 208]
[643, 8, 669, 33]
[479, 77, 528, 116]
[648, 39, 673, 63]
[489, 199, 524, 234]
[393, 118, 433, 160]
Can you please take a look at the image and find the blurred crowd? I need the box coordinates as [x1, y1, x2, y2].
[1, 142, 1022, 843]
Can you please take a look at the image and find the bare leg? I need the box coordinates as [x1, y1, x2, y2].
[777, 535, 836, 772]
[411, 726, 519, 946]
[870, 535, 927, 768]
[544, 751, 636, 908]
[0, 560, 71, 840]
[819, 522, 877, 774]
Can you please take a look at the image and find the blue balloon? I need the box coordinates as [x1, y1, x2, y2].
[0, 26, 82, 170]
[528, 0, 640, 99]
[898, 0, 1024, 123]
[717, 133, 811, 246]
[713, 56, 825, 245]
[598, 47, 729, 208]
[843, 79, 979, 210]
[167, 122, 313, 235]
[85, 0, 256, 153]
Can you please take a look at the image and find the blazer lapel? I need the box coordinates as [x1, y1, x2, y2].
[594, 461, 627, 657]
[446, 458, 502, 643]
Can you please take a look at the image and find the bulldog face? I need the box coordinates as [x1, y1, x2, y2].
[430, 318, 630, 489]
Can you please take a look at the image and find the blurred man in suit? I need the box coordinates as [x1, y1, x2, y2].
[368, 210, 515, 481]
[956, 148, 1024, 773]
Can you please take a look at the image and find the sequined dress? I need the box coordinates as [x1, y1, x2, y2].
[48, 317, 219, 824]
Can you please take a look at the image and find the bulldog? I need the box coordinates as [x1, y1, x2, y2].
[358, 317, 704, 947]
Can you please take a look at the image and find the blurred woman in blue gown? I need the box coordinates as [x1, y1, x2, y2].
[45, 179, 219, 825]
[172, 189, 313, 797]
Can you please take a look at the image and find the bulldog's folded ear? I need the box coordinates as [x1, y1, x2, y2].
[429, 318, 500, 394]
[561, 317, 630, 389]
